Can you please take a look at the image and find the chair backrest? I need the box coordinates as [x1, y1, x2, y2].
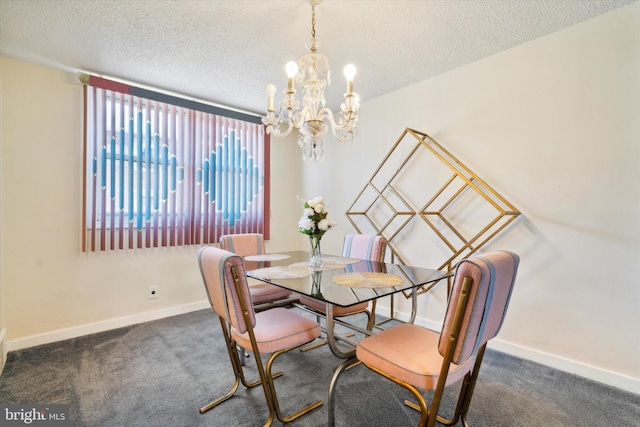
[219, 233, 265, 257]
[198, 246, 255, 334]
[439, 251, 519, 364]
[342, 234, 387, 262]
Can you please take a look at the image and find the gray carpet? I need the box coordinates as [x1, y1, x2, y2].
[1, 309, 638, 426]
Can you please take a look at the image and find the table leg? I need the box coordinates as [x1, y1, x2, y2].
[326, 303, 357, 359]
[409, 286, 418, 324]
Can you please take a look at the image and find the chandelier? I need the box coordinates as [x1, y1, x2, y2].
[262, 0, 360, 162]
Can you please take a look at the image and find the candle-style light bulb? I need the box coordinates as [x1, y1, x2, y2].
[343, 64, 356, 95]
[285, 61, 298, 92]
[266, 83, 276, 111]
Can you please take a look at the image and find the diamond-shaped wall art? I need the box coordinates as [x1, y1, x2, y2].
[346, 128, 520, 297]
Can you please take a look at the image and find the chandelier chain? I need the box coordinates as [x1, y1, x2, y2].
[311, 5, 316, 44]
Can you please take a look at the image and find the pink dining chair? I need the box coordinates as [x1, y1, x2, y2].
[328, 250, 519, 427]
[197, 246, 323, 425]
[298, 234, 387, 351]
[219, 233, 293, 310]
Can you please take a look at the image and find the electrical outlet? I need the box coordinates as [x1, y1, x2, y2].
[148, 285, 159, 299]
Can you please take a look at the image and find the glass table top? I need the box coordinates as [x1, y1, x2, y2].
[246, 251, 452, 308]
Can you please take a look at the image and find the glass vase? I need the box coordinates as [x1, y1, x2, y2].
[310, 270, 323, 297]
[308, 235, 323, 268]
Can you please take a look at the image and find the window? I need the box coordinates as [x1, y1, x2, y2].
[82, 75, 270, 251]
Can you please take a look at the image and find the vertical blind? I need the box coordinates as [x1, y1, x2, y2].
[82, 74, 270, 252]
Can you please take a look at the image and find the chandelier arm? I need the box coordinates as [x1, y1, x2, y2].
[318, 107, 351, 131]
[329, 126, 353, 143]
[290, 106, 314, 128]
[317, 107, 357, 143]
[269, 114, 295, 138]
[317, 110, 354, 143]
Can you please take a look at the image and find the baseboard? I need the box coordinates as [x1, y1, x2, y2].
[486, 339, 640, 395]
[377, 307, 640, 395]
[0, 328, 7, 375]
[7, 300, 210, 352]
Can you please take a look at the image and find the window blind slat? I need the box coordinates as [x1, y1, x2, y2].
[109, 96, 116, 250]
[90, 86, 98, 251]
[118, 105, 125, 249]
[99, 91, 107, 251]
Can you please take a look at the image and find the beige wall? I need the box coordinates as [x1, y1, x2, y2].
[0, 57, 5, 372]
[0, 56, 302, 348]
[303, 3, 640, 392]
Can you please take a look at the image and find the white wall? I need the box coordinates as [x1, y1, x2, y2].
[303, 3, 640, 393]
[0, 56, 302, 349]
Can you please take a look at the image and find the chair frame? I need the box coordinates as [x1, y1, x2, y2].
[219, 233, 298, 312]
[328, 251, 518, 427]
[198, 250, 322, 426]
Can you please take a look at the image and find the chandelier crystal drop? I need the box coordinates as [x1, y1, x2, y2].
[262, 0, 360, 162]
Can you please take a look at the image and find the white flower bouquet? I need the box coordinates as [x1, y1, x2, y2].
[298, 196, 336, 267]
[298, 196, 337, 239]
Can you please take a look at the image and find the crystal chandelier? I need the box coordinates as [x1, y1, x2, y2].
[262, 0, 360, 162]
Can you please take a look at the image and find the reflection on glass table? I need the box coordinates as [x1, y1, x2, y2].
[246, 251, 452, 358]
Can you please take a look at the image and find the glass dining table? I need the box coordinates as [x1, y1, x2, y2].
[245, 251, 452, 358]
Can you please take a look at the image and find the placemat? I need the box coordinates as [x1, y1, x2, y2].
[321, 256, 361, 265]
[289, 258, 359, 271]
[331, 272, 404, 288]
[249, 265, 311, 280]
[244, 254, 291, 262]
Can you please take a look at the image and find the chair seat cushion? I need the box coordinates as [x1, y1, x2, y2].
[232, 307, 321, 354]
[298, 295, 369, 317]
[356, 323, 473, 390]
[248, 278, 292, 304]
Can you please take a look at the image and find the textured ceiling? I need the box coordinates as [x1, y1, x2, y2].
[0, 0, 636, 116]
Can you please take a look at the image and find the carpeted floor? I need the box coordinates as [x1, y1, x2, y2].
[1, 309, 638, 426]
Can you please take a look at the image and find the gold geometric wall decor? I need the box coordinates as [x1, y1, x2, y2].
[346, 128, 520, 297]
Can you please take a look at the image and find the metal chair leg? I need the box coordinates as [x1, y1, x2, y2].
[264, 347, 323, 424]
[328, 357, 360, 427]
[238, 346, 251, 366]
